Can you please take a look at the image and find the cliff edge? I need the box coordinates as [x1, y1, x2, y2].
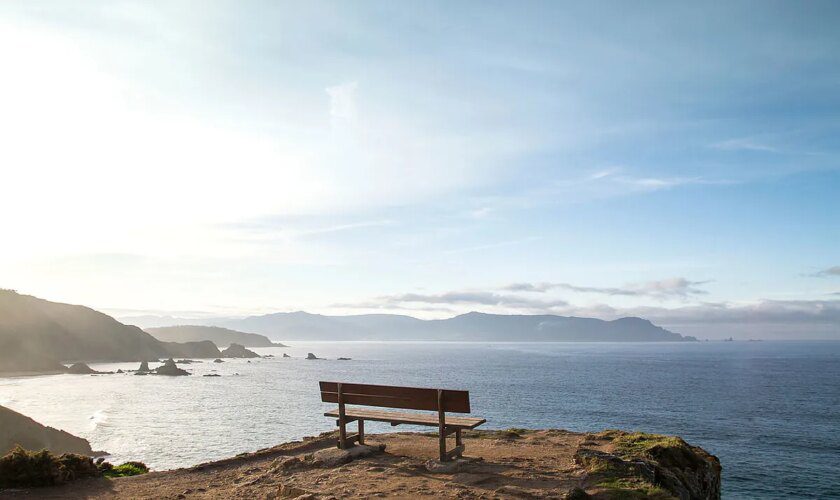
[3, 429, 720, 499]
[0, 406, 95, 457]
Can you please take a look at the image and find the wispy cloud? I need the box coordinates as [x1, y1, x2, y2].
[579, 168, 732, 194]
[502, 277, 709, 299]
[333, 288, 840, 338]
[709, 137, 780, 153]
[811, 266, 840, 277]
[338, 290, 568, 312]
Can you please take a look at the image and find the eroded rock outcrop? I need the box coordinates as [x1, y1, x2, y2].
[574, 430, 721, 500]
[220, 343, 260, 358]
[154, 359, 190, 376]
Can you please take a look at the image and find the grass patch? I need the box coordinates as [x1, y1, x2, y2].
[101, 461, 149, 478]
[597, 478, 675, 500]
[611, 432, 685, 458]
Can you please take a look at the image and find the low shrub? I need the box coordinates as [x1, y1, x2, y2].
[0, 446, 99, 488]
[0, 446, 149, 488]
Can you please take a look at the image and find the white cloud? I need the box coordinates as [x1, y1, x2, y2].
[326, 81, 359, 125]
[710, 137, 779, 153]
[502, 278, 708, 299]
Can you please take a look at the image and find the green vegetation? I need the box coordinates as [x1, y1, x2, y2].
[0, 446, 148, 489]
[0, 446, 99, 488]
[102, 461, 149, 478]
[596, 478, 675, 500]
[609, 431, 686, 458]
[576, 431, 691, 500]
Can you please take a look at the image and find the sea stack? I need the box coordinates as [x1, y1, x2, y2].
[306, 353, 319, 360]
[154, 359, 190, 376]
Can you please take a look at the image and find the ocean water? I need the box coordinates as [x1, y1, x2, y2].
[1, 341, 838, 499]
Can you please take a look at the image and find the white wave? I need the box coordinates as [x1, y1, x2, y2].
[89, 409, 109, 430]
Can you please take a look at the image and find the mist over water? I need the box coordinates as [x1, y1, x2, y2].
[1, 341, 838, 499]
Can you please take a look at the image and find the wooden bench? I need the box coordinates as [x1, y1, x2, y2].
[320, 381, 486, 462]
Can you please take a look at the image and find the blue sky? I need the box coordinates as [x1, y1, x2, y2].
[0, 1, 838, 338]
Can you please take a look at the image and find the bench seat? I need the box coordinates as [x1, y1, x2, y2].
[325, 407, 486, 429]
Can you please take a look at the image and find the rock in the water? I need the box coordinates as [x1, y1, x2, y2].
[203, 374, 221, 377]
[220, 343, 260, 358]
[337, 357, 351, 361]
[305, 353, 319, 360]
[154, 359, 190, 376]
[137, 361, 151, 372]
[282, 353, 291, 358]
[213, 358, 224, 363]
[66, 363, 98, 374]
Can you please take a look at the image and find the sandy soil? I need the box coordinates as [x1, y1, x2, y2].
[1, 429, 598, 499]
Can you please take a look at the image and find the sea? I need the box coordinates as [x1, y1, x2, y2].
[1, 341, 838, 499]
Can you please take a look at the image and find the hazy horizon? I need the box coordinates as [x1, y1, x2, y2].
[1, 1, 838, 339]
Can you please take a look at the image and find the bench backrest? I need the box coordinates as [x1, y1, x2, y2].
[319, 381, 471, 413]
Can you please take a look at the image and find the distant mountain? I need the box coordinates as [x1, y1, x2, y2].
[0, 290, 221, 374]
[145, 325, 284, 348]
[123, 310, 695, 342]
[1, 405, 95, 456]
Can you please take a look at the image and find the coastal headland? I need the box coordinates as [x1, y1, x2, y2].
[2, 429, 721, 499]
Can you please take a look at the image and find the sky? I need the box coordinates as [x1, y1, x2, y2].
[1, 1, 838, 339]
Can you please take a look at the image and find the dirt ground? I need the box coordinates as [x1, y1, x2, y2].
[1, 429, 596, 499]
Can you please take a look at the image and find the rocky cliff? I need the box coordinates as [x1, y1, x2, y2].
[0, 405, 95, 457]
[0, 290, 221, 374]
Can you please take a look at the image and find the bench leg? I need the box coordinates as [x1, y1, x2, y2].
[358, 419, 365, 445]
[437, 389, 447, 461]
[337, 382, 348, 449]
[456, 428, 462, 447]
[338, 417, 347, 449]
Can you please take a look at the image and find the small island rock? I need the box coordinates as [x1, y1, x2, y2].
[306, 353, 319, 360]
[154, 359, 190, 376]
[220, 343, 260, 359]
[66, 363, 98, 374]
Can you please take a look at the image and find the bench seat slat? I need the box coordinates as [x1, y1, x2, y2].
[324, 407, 485, 429]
